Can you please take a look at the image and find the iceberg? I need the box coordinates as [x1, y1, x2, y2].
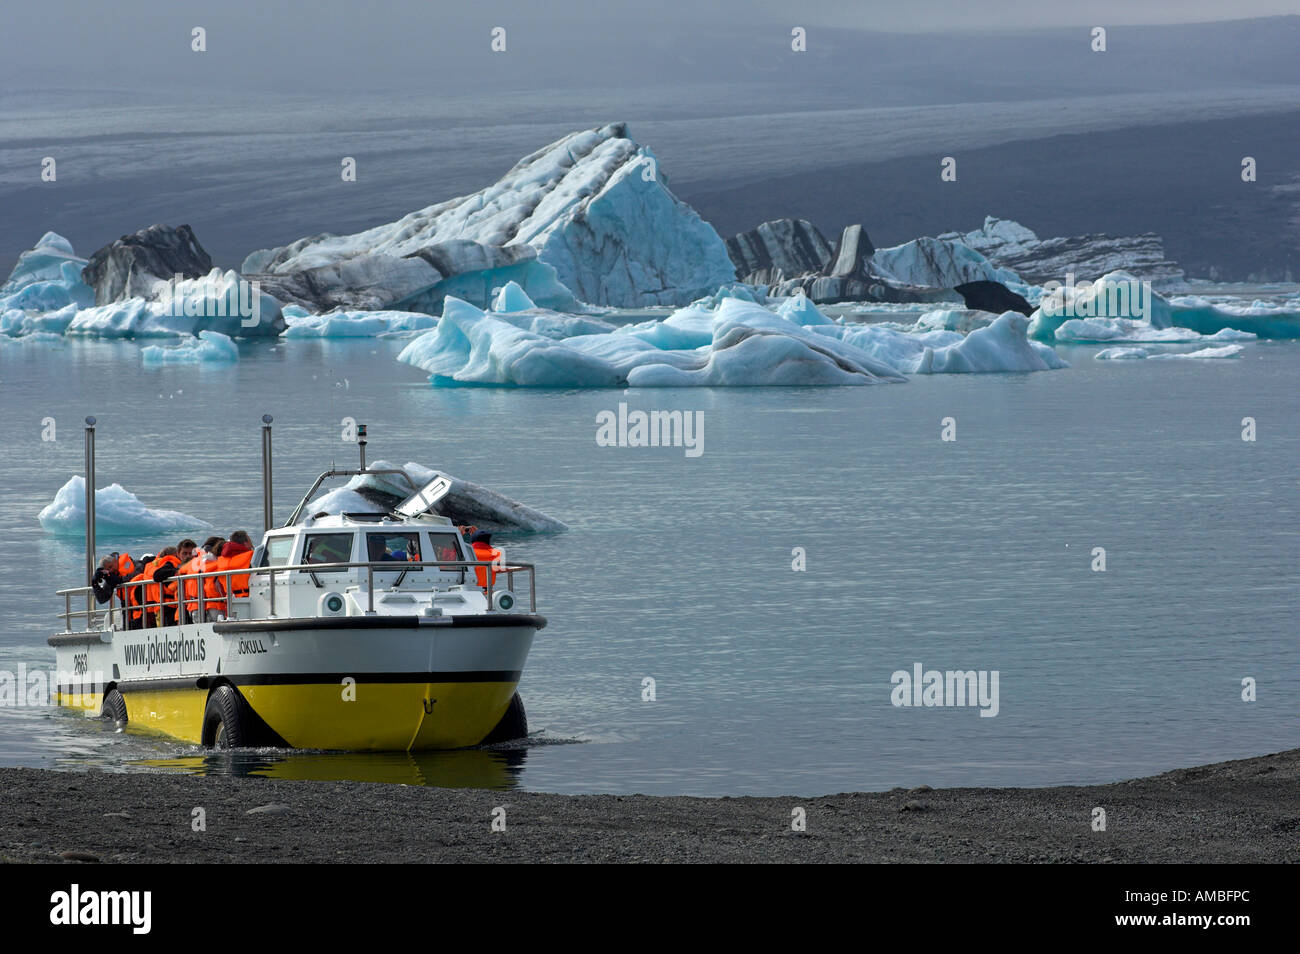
[491, 280, 537, 314]
[1148, 344, 1245, 360]
[939, 216, 1186, 290]
[141, 330, 239, 364]
[1094, 347, 1151, 360]
[65, 270, 284, 338]
[911, 313, 1069, 374]
[1095, 344, 1246, 361]
[82, 224, 214, 305]
[282, 310, 437, 338]
[243, 123, 738, 309]
[1166, 297, 1300, 340]
[1029, 272, 1175, 340]
[1053, 317, 1255, 343]
[399, 296, 1065, 387]
[774, 293, 834, 326]
[39, 476, 213, 537]
[871, 237, 1025, 291]
[626, 307, 907, 387]
[1, 303, 78, 337]
[302, 460, 566, 533]
[0, 233, 96, 321]
[910, 309, 996, 334]
[398, 298, 626, 388]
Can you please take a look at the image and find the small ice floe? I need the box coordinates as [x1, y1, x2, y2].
[140, 330, 239, 364]
[281, 310, 437, 338]
[38, 476, 213, 536]
[1095, 344, 1246, 361]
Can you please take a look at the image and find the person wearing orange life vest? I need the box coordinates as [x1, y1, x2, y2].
[470, 531, 503, 591]
[149, 540, 196, 626]
[123, 553, 154, 630]
[199, 538, 227, 620]
[207, 531, 255, 618]
[176, 536, 220, 624]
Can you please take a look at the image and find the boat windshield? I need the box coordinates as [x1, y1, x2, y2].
[366, 532, 421, 563]
[303, 533, 354, 568]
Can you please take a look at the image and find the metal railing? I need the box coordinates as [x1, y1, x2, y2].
[55, 558, 536, 633]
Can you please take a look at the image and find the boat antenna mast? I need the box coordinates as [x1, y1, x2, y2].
[261, 414, 274, 535]
[357, 423, 368, 471]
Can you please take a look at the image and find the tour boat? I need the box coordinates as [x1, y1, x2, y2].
[51, 419, 543, 750]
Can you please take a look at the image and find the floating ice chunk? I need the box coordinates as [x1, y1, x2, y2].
[913, 313, 1069, 374]
[1, 233, 88, 293]
[775, 294, 833, 326]
[1054, 316, 1258, 343]
[692, 283, 768, 308]
[1094, 347, 1150, 360]
[303, 459, 566, 533]
[140, 330, 239, 364]
[871, 237, 1025, 290]
[0, 233, 96, 318]
[39, 475, 213, 536]
[627, 301, 906, 387]
[910, 309, 996, 334]
[491, 280, 537, 313]
[1165, 297, 1300, 339]
[614, 307, 715, 350]
[627, 326, 902, 387]
[282, 310, 437, 338]
[1029, 272, 1174, 339]
[398, 297, 625, 387]
[66, 270, 283, 338]
[1147, 345, 1245, 360]
[489, 311, 617, 340]
[1, 303, 78, 337]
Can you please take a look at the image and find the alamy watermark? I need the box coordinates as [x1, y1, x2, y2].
[1039, 273, 1152, 321]
[891, 663, 1000, 717]
[595, 402, 703, 458]
[156, 273, 263, 328]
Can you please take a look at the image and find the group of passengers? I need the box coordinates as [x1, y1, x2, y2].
[90, 532, 255, 629]
[89, 525, 506, 629]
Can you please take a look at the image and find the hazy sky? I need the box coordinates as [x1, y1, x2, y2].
[3, 1, 1297, 96]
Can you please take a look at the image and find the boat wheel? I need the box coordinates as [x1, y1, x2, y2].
[202, 685, 247, 749]
[100, 689, 127, 725]
[480, 691, 528, 745]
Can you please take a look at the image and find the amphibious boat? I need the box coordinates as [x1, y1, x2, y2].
[51, 418, 544, 750]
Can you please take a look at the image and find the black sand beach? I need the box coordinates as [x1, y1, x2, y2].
[2, 748, 1297, 863]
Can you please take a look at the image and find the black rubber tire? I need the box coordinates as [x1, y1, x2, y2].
[202, 685, 247, 749]
[100, 689, 127, 725]
[480, 691, 528, 745]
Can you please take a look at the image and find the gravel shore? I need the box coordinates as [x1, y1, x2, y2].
[2, 748, 1298, 863]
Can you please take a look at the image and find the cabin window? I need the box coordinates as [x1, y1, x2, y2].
[302, 533, 354, 569]
[264, 536, 294, 567]
[427, 533, 463, 564]
[366, 532, 421, 564]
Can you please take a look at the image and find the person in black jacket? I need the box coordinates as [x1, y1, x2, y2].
[90, 555, 122, 605]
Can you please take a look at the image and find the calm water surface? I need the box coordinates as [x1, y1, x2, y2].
[0, 334, 1296, 795]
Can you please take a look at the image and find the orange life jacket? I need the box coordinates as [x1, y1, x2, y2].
[144, 555, 180, 612]
[116, 553, 136, 578]
[472, 542, 501, 589]
[126, 570, 148, 620]
[215, 550, 254, 598]
[229, 549, 254, 596]
[177, 552, 205, 615]
[201, 554, 226, 612]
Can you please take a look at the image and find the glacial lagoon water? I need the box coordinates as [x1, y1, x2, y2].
[0, 331, 1296, 795]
